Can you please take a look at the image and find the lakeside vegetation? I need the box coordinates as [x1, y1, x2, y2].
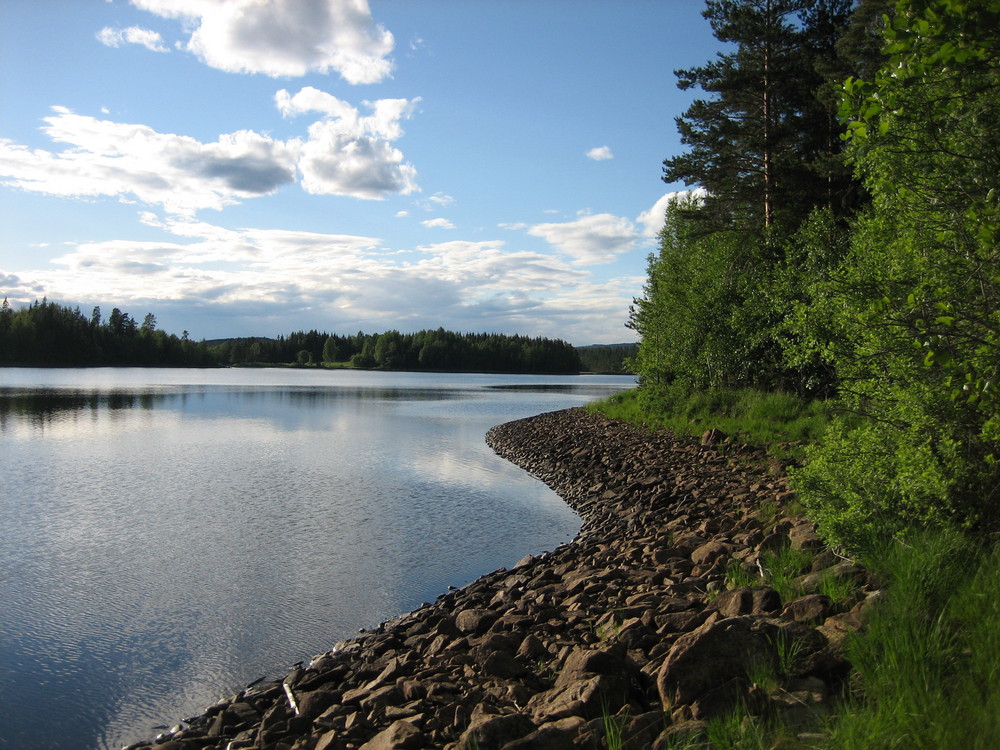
[593, 0, 1000, 745]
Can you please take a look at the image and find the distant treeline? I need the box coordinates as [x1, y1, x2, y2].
[0, 298, 216, 367]
[576, 344, 636, 374]
[1, 299, 589, 374]
[213, 328, 583, 374]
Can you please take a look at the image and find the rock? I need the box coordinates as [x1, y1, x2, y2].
[554, 644, 628, 686]
[701, 428, 727, 446]
[456, 608, 499, 635]
[781, 594, 832, 624]
[653, 719, 708, 749]
[499, 715, 584, 750]
[708, 587, 782, 617]
[526, 674, 627, 723]
[690, 540, 731, 566]
[788, 522, 824, 551]
[516, 633, 548, 661]
[458, 713, 535, 750]
[296, 689, 340, 720]
[657, 617, 778, 719]
[358, 719, 426, 750]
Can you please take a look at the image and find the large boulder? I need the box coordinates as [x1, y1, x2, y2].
[657, 617, 778, 719]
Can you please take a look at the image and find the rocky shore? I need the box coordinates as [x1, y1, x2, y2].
[132, 408, 876, 750]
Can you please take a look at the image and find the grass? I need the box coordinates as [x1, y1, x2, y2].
[586, 385, 830, 456]
[759, 545, 815, 603]
[724, 558, 758, 590]
[822, 527, 1000, 749]
[703, 708, 775, 750]
[601, 703, 629, 750]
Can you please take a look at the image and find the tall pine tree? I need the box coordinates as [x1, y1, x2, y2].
[663, 0, 856, 232]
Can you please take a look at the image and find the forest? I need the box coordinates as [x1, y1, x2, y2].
[627, 0, 999, 549]
[212, 328, 583, 374]
[0, 298, 217, 367]
[0, 300, 586, 374]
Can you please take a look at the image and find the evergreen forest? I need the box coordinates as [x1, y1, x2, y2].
[627, 0, 999, 550]
[0, 298, 217, 367]
[0, 299, 584, 374]
[213, 328, 582, 374]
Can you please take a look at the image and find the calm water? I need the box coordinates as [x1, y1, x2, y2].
[0, 368, 633, 750]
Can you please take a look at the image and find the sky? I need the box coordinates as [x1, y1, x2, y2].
[0, 0, 718, 345]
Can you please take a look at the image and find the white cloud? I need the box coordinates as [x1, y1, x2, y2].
[395, 210, 409, 218]
[97, 26, 169, 52]
[586, 146, 614, 161]
[527, 213, 638, 265]
[636, 188, 707, 237]
[130, 0, 394, 83]
[0, 108, 298, 214]
[2, 216, 638, 342]
[276, 87, 419, 199]
[422, 218, 455, 230]
[428, 192, 455, 206]
[0, 97, 420, 210]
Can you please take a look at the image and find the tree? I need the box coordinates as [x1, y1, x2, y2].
[791, 0, 1000, 548]
[664, 0, 856, 232]
[322, 335, 340, 364]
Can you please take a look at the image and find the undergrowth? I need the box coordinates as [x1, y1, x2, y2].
[586, 385, 830, 457]
[824, 527, 1000, 749]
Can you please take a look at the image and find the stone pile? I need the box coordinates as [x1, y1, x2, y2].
[130, 408, 876, 750]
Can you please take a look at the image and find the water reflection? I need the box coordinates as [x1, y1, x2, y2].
[0, 369, 633, 750]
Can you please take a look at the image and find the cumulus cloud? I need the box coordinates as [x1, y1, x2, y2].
[586, 146, 614, 161]
[3, 215, 639, 342]
[636, 188, 707, 237]
[422, 218, 455, 230]
[427, 192, 455, 207]
[96, 26, 169, 52]
[276, 87, 419, 199]
[0, 96, 420, 210]
[527, 213, 638, 265]
[0, 108, 297, 214]
[130, 0, 395, 82]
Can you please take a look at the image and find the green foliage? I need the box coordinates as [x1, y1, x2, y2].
[665, 0, 858, 230]
[575, 343, 637, 374]
[826, 527, 1000, 748]
[212, 327, 583, 374]
[790, 0, 1000, 548]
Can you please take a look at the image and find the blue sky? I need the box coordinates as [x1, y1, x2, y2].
[0, 0, 717, 344]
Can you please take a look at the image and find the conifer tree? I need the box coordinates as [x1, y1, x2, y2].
[663, 0, 855, 232]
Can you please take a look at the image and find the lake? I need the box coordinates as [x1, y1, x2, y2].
[0, 367, 634, 750]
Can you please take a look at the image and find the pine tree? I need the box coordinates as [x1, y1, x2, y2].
[663, 0, 856, 232]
